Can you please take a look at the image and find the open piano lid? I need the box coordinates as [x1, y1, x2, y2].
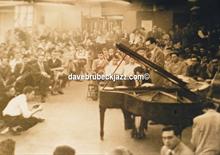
[116, 43, 205, 101]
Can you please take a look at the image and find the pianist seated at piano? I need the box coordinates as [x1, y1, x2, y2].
[133, 66, 151, 87]
[99, 43, 212, 141]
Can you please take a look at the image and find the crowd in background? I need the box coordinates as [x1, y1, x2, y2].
[0, 22, 219, 102]
[0, 23, 219, 100]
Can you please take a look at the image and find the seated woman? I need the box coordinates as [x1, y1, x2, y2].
[1, 86, 44, 135]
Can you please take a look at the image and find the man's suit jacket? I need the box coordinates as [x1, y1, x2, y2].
[191, 110, 220, 155]
[150, 47, 165, 67]
[31, 61, 52, 78]
[149, 47, 165, 86]
[160, 142, 194, 155]
[14, 62, 31, 78]
[0, 65, 12, 81]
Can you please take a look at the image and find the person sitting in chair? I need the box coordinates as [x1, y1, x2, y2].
[1, 86, 44, 135]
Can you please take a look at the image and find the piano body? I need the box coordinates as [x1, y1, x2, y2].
[99, 43, 210, 140]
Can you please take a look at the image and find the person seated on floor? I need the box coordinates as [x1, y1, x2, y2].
[160, 125, 194, 155]
[0, 86, 16, 118]
[0, 138, 15, 155]
[1, 86, 44, 135]
[53, 145, 75, 155]
[106, 146, 133, 155]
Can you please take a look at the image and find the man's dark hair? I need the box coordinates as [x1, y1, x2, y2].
[23, 86, 34, 94]
[146, 37, 157, 44]
[202, 102, 216, 110]
[134, 66, 145, 74]
[162, 125, 181, 136]
[53, 145, 75, 155]
[5, 85, 14, 92]
[112, 55, 120, 60]
[98, 51, 103, 55]
[0, 139, 15, 155]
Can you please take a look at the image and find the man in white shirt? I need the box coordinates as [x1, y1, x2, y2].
[2, 86, 44, 135]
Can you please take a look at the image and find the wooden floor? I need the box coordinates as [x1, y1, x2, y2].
[0, 81, 192, 155]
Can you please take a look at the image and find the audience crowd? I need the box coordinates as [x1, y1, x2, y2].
[0, 23, 220, 102]
[0, 22, 220, 154]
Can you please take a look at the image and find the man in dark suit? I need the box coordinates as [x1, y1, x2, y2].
[14, 55, 33, 93]
[31, 53, 52, 102]
[47, 51, 65, 94]
[0, 57, 13, 86]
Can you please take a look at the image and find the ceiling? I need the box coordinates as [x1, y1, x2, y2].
[0, 0, 219, 11]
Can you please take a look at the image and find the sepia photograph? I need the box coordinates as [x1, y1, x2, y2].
[0, 0, 220, 155]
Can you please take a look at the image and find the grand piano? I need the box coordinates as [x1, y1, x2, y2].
[99, 43, 211, 140]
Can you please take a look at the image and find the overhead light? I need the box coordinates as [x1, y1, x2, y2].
[190, 6, 200, 11]
[113, 0, 131, 5]
[80, 0, 130, 5]
[188, 0, 197, 2]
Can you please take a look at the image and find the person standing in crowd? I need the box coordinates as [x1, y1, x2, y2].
[145, 37, 165, 86]
[191, 102, 220, 155]
[1, 86, 44, 135]
[161, 126, 194, 155]
[53, 145, 75, 155]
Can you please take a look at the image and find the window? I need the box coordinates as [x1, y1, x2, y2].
[15, 5, 33, 27]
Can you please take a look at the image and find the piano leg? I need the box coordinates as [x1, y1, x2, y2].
[99, 106, 106, 140]
[138, 117, 148, 139]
